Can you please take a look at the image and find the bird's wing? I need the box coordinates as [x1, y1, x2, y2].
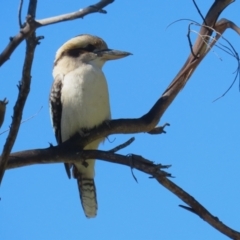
[49, 74, 62, 144]
[49, 74, 71, 178]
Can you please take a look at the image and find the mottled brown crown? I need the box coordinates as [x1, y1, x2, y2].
[54, 34, 108, 64]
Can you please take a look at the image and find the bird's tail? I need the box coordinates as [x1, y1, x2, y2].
[74, 169, 98, 218]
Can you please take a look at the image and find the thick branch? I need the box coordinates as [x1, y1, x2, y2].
[5, 145, 240, 239]
[0, 0, 114, 67]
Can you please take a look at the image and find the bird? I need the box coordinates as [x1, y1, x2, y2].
[49, 34, 131, 218]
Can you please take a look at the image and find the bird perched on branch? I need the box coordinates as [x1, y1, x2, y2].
[49, 34, 131, 218]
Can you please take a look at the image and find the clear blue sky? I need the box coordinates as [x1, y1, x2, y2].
[1, 1, 240, 239]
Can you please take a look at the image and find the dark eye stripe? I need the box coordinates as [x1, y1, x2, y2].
[83, 44, 96, 52]
[62, 44, 96, 58]
[62, 48, 83, 58]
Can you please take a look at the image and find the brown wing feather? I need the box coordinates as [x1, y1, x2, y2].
[49, 74, 71, 178]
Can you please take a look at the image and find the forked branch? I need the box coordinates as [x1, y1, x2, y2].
[0, 0, 114, 67]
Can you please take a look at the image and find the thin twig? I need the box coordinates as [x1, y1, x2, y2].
[192, 0, 207, 25]
[179, 204, 199, 215]
[37, 0, 114, 26]
[213, 70, 239, 102]
[108, 137, 135, 153]
[187, 23, 200, 58]
[0, 106, 43, 135]
[166, 18, 201, 31]
[18, 0, 24, 28]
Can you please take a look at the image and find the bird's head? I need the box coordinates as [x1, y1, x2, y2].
[54, 34, 131, 71]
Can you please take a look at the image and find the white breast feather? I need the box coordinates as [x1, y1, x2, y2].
[61, 63, 110, 141]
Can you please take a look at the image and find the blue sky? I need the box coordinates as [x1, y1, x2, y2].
[1, 1, 240, 239]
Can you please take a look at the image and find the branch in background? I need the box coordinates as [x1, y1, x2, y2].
[0, 98, 8, 128]
[0, 0, 38, 184]
[0, 0, 114, 67]
[18, 0, 24, 28]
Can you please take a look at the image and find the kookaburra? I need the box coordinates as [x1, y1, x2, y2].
[49, 34, 130, 218]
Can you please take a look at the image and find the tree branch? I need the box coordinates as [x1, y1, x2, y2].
[6, 145, 240, 239]
[107, 137, 135, 153]
[36, 0, 114, 27]
[18, 0, 24, 28]
[0, 98, 8, 128]
[0, 0, 114, 67]
[71, 0, 239, 151]
[0, 0, 39, 184]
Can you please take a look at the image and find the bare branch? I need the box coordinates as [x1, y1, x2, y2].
[5, 145, 240, 239]
[0, 0, 39, 184]
[155, 175, 240, 239]
[27, 0, 37, 18]
[37, 0, 114, 27]
[18, 0, 24, 28]
[192, 0, 206, 25]
[0, 98, 8, 128]
[0, 0, 114, 67]
[108, 137, 135, 153]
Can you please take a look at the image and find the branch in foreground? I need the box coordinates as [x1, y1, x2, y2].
[0, 0, 114, 67]
[6, 145, 240, 239]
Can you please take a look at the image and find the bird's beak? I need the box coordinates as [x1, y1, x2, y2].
[95, 49, 132, 60]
